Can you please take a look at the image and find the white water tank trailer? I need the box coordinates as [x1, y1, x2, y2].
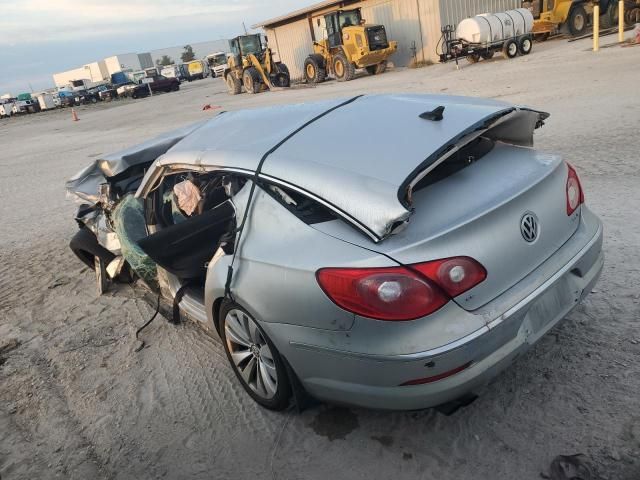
[456, 9, 534, 45]
[440, 8, 534, 64]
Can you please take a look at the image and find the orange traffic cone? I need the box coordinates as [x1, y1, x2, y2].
[71, 108, 79, 121]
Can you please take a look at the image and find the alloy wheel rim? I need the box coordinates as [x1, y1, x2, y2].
[509, 43, 517, 55]
[523, 39, 531, 52]
[335, 60, 344, 77]
[225, 309, 278, 399]
[307, 64, 315, 78]
[575, 14, 585, 31]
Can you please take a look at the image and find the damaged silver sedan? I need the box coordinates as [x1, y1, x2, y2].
[67, 94, 604, 411]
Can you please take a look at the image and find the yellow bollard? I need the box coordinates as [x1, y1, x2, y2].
[619, 0, 625, 43]
[593, 4, 600, 51]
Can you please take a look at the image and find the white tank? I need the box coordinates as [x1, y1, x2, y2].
[456, 8, 534, 45]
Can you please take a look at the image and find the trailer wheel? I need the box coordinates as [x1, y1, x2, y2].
[568, 4, 588, 36]
[518, 36, 533, 55]
[333, 52, 355, 82]
[481, 51, 494, 60]
[466, 54, 480, 63]
[503, 39, 518, 59]
[226, 73, 242, 95]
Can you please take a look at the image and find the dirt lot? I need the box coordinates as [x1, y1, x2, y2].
[1, 36, 639, 480]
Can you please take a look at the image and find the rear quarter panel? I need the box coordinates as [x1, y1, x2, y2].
[205, 185, 395, 332]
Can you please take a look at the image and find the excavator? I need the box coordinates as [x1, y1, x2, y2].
[525, 0, 639, 38]
[223, 34, 290, 95]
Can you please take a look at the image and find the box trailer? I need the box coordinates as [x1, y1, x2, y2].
[35, 93, 56, 110]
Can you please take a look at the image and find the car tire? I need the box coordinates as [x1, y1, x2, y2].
[333, 52, 355, 82]
[242, 67, 262, 94]
[467, 54, 480, 63]
[220, 301, 291, 410]
[518, 36, 533, 55]
[503, 39, 519, 59]
[568, 5, 588, 36]
[304, 55, 326, 83]
[69, 227, 116, 270]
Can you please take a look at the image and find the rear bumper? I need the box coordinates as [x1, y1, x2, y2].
[273, 208, 603, 410]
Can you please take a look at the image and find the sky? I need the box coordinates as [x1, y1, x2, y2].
[0, 0, 307, 94]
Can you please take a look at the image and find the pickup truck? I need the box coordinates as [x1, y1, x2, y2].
[145, 75, 181, 93]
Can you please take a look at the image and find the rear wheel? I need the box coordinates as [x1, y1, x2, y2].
[366, 60, 388, 75]
[304, 55, 326, 83]
[503, 39, 518, 59]
[225, 73, 242, 95]
[243, 67, 261, 94]
[333, 52, 355, 82]
[220, 301, 291, 410]
[518, 36, 533, 55]
[568, 5, 588, 36]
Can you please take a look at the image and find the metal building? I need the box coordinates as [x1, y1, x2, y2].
[253, 0, 520, 81]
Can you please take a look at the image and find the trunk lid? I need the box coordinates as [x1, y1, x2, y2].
[314, 142, 580, 311]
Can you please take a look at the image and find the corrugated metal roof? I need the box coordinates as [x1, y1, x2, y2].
[252, 0, 349, 28]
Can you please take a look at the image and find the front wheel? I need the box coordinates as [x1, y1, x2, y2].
[220, 302, 291, 410]
[242, 67, 261, 94]
[304, 56, 326, 83]
[225, 73, 242, 95]
[333, 52, 355, 82]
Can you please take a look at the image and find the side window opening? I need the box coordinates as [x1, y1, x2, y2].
[137, 171, 244, 286]
[264, 183, 338, 225]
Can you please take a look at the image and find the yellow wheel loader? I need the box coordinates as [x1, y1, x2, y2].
[223, 34, 290, 95]
[303, 8, 397, 83]
[525, 0, 637, 38]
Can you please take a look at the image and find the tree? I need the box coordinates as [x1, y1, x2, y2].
[181, 45, 196, 62]
[156, 55, 173, 66]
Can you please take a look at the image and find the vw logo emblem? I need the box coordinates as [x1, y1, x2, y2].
[520, 212, 539, 243]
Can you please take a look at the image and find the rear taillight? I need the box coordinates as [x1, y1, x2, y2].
[316, 257, 486, 321]
[566, 162, 584, 216]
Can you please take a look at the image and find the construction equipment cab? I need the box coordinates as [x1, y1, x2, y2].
[224, 34, 290, 95]
[304, 8, 397, 83]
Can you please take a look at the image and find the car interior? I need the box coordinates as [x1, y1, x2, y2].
[138, 172, 244, 300]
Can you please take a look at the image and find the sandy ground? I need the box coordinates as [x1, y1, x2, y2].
[1, 36, 639, 480]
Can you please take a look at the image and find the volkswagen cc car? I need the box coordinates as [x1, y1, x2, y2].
[66, 94, 604, 411]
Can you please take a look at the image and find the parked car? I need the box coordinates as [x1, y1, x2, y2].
[145, 75, 181, 93]
[66, 95, 604, 411]
[97, 85, 118, 101]
[57, 91, 77, 107]
[0, 100, 15, 118]
[116, 82, 150, 99]
[12, 99, 40, 114]
[75, 89, 100, 104]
